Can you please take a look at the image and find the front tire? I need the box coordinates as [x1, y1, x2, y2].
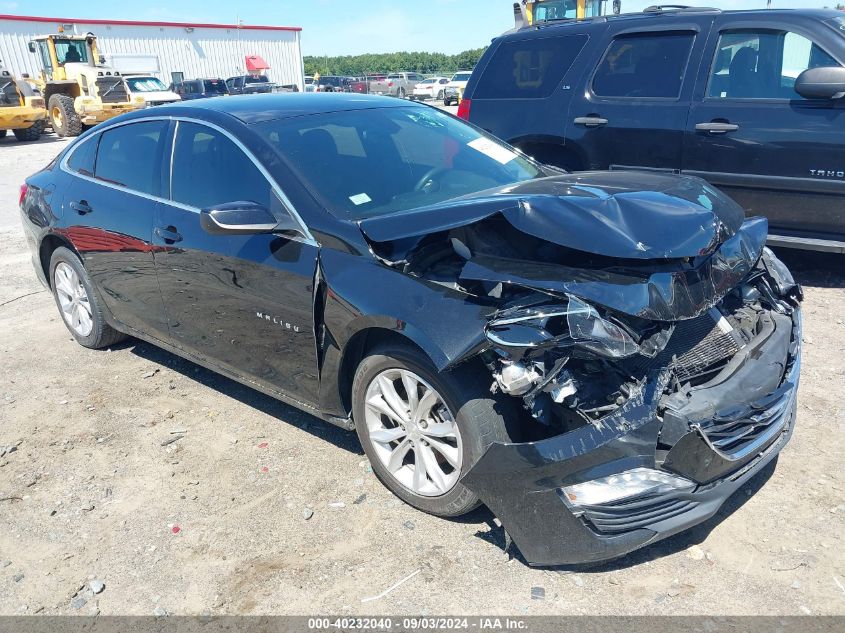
[397, 87, 406, 99]
[352, 343, 515, 517]
[48, 94, 83, 137]
[13, 119, 46, 142]
[49, 247, 127, 349]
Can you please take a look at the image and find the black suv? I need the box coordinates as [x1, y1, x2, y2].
[462, 7, 845, 253]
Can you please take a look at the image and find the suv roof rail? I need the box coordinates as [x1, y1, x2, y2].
[642, 5, 721, 13]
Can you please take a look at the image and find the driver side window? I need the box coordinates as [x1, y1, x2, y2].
[707, 30, 841, 100]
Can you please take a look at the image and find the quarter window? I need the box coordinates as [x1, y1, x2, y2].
[170, 122, 273, 210]
[592, 32, 695, 99]
[66, 135, 98, 176]
[94, 121, 167, 195]
[473, 34, 588, 99]
[708, 30, 841, 100]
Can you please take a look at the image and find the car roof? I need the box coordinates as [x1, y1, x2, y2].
[158, 93, 415, 124]
[517, 8, 842, 36]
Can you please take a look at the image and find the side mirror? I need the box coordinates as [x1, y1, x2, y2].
[99, 55, 106, 64]
[612, 0, 622, 15]
[200, 201, 302, 236]
[795, 66, 845, 100]
[28, 42, 36, 53]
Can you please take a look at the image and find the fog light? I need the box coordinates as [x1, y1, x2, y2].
[562, 468, 695, 507]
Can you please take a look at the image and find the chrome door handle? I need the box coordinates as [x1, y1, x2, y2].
[70, 200, 93, 215]
[155, 226, 183, 244]
[695, 122, 739, 134]
[574, 116, 609, 127]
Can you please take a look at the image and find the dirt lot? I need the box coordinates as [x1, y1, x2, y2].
[1, 131, 843, 617]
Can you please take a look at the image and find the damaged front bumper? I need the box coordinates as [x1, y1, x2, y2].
[461, 309, 801, 567]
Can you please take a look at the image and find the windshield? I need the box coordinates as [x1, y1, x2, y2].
[452, 72, 472, 82]
[126, 77, 167, 92]
[203, 79, 227, 93]
[256, 105, 544, 220]
[55, 39, 89, 65]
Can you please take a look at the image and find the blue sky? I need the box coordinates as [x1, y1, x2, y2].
[5, 1, 839, 56]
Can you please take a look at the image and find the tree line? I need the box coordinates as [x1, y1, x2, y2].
[303, 48, 488, 77]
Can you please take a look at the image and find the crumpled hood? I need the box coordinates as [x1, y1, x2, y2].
[359, 171, 745, 260]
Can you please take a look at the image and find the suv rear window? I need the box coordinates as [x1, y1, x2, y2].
[203, 80, 226, 94]
[592, 31, 695, 99]
[474, 34, 588, 99]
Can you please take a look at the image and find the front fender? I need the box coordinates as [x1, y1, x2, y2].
[315, 248, 492, 416]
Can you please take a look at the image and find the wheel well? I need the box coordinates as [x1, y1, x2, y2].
[39, 234, 78, 288]
[513, 140, 585, 172]
[44, 84, 79, 104]
[337, 328, 432, 414]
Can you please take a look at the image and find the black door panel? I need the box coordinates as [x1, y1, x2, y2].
[683, 19, 845, 239]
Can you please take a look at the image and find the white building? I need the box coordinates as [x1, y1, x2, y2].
[0, 13, 304, 89]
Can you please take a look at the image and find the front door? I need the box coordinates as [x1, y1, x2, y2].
[60, 119, 171, 340]
[153, 120, 320, 405]
[683, 19, 845, 240]
[567, 21, 711, 172]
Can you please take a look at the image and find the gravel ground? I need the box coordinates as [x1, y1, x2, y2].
[0, 131, 843, 617]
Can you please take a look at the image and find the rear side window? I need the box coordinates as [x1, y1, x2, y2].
[66, 136, 98, 176]
[94, 121, 167, 195]
[592, 32, 695, 99]
[170, 122, 272, 210]
[474, 34, 588, 99]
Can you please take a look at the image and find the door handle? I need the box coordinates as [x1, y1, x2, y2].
[695, 122, 739, 134]
[574, 116, 609, 128]
[70, 200, 93, 215]
[155, 226, 183, 244]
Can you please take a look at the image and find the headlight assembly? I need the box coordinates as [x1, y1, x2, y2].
[562, 467, 696, 507]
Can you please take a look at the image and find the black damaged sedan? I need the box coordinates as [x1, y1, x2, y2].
[19, 94, 802, 566]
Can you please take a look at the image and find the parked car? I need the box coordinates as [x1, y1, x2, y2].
[368, 72, 424, 98]
[314, 76, 350, 92]
[304, 76, 316, 92]
[443, 71, 473, 106]
[20, 94, 802, 566]
[463, 6, 845, 253]
[226, 74, 278, 95]
[172, 78, 229, 100]
[123, 75, 181, 107]
[412, 76, 450, 101]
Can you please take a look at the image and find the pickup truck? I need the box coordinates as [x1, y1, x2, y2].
[368, 72, 424, 98]
[226, 75, 277, 95]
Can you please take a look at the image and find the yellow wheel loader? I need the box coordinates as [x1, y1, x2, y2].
[513, 0, 619, 27]
[0, 61, 48, 142]
[27, 30, 143, 137]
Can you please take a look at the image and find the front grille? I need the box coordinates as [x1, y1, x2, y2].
[95, 77, 129, 104]
[698, 384, 792, 458]
[580, 494, 699, 534]
[631, 310, 743, 383]
[0, 78, 20, 107]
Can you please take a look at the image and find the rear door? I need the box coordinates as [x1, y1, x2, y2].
[153, 119, 321, 404]
[683, 15, 845, 241]
[59, 119, 171, 339]
[567, 18, 713, 172]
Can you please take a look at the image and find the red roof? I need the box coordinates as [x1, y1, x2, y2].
[245, 55, 270, 71]
[0, 13, 301, 32]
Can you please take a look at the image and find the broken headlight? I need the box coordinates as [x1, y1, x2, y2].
[485, 295, 641, 359]
[562, 468, 695, 507]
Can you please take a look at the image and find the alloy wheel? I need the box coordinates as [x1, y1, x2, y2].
[54, 262, 93, 337]
[363, 368, 462, 497]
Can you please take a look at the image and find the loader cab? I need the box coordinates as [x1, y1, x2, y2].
[28, 34, 101, 82]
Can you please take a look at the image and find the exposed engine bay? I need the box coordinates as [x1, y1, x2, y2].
[359, 174, 802, 448]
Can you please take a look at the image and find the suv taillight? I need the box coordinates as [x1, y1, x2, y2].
[19, 183, 28, 207]
[457, 98, 471, 120]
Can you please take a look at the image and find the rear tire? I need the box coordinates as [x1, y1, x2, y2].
[13, 119, 45, 142]
[48, 94, 83, 137]
[352, 342, 516, 517]
[49, 247, 127, 349]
